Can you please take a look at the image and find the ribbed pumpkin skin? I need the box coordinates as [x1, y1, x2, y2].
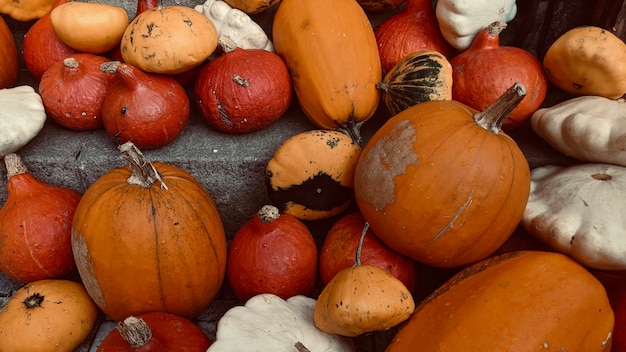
[386, 251, 615, 351]
[272, 0, 382, 130]
[0, 16, 19, 89]
[354, 100, 530, 268]
[378, 50, 453, 116]
[71, 162, 227, 321]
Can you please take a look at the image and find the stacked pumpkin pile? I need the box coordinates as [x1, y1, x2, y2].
[0, 0, 626, 350]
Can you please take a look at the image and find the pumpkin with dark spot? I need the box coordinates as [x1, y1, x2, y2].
[266, 129, 361, 221]
[377, 50, 453, 117]
[354, 83, 531, 268]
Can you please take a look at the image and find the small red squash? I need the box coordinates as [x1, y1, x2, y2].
[319, 212, 418, 293]
[71, 142, 227, 321]
[22, 0, 78, 81]
[101, 61, 190, 150]
[0, 14, 19, 88]
[194, 37, 292, 134]
[0, 153, 81, 283]
[39, 54, 116, 131]
[354, 83, 531, 268]
[374, 0, 455, 75]
[97, 312, 212, 351]
[450, 21, 548, 130]
[227, 204, 318, 302]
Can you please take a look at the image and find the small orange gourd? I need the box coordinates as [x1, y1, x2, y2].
[0, 279, 99, 352]
[0, 0, 54, 21]
[272, 0, 381, 138]
[386, 251, 615, 351]
[120, 0, 218, 74]
[71, 142, 227, 321]
[314, 223, 415, 337]
[0, 15, 18, 89]
[354, 83, 531, 268]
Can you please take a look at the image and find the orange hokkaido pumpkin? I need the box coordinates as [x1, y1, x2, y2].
[71, 142, 227, 321]
[272, 0, 381, 139]
[0, 15, 18, 89]
[386, 250, 615, 351]
[354, 83, 531, 268]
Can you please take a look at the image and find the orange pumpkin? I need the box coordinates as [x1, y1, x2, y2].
[0, 15, 18, 89]
[354, 83, 531, 268]
[71, 142, 227, 321]
[272, 0, 381, 138]
[386, 250, 615, 351]
[0, 0, 55, 21]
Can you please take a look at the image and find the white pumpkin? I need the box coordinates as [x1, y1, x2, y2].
[0, 85, 46, 158]
[531, 95, 626, 167]
[207, 294, 355, 352]
[521, 163, 626, 271]
[435, 0, 517, 51]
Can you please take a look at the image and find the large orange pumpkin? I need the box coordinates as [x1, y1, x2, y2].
[354, 83, 531, 268]
[0, 15, 19, 88]
[386, 250, 614, 351]
[272, 0, 381, 138]
[71, 142, 227, 321]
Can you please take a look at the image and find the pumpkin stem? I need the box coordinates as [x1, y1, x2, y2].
[63, 57, 79, 69]
[354, 222, 370, 267]
[4, 153, 28, 178]
[487, 21, 507, 37]
[295, 342, 312, 352]
[118, 141, 168, 190]
[473, 82, 526, 134]
[337, 120, 364, 145]
[117, 316, 153, 349]
[258, 204, 280, 224]
[218, 36, 239, 54]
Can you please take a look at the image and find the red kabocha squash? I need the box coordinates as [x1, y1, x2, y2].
[39, 54, 116, 131]
[22, 0, 78, 81]
[101, 61, 190, 150]
[0, 153, 81, 283]
[451, 21, 547, 131]
[374, 0, 455, 75]
[320, 212, 418, 294]
[386, 251, 615, 351]
[0, 14, 19, 88]
[97, 312, 212, 351]
[71, 142, 228, 321]
[354, 83, 531, 268]
[227, 204, 318, 302]
[194, 37, 292, 134]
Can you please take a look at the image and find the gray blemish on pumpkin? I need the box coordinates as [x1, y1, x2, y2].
[71, 232, 105, 308]
[357, 120, 418, 211]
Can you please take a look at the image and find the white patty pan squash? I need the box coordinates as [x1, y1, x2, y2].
[207, 294, 355, 352]
[0, 85, 46, 158]
[521, 163, 626, 271]
[195, 0, 274, 51]
[436, 0, 517, 51]
[531, 96, 626, 167]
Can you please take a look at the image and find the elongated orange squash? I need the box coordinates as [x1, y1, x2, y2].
[386, 250, 615, 352]
[272, 0, 382, 137]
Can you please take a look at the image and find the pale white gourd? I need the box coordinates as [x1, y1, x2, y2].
[531, 96, 626, 167]
[521, 163, 626, 271]
[207, 294, 355, 352]
[0, 85, 46, 158]
[436, 0, 517, 51]
[194, 0, 274, 51]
